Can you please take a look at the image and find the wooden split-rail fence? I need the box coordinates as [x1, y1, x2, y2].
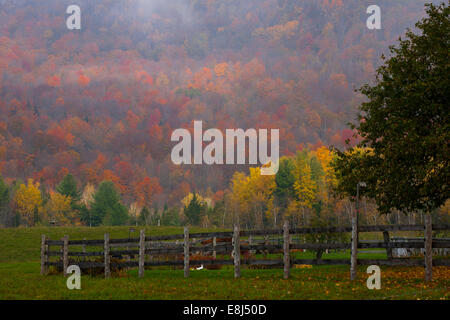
[41, 220, 450, 282]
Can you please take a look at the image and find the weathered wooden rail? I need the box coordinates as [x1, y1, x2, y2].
[41, 222, 450, 282]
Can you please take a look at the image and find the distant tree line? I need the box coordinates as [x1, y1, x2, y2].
[0, 173, 228, 228]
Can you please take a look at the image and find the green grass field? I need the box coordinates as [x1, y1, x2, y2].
[0, 226, 448, 300]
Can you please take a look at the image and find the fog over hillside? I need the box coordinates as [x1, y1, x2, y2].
[0, 0, 440, 206]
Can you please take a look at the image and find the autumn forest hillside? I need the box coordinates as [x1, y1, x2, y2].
[0, 0, 446, 228]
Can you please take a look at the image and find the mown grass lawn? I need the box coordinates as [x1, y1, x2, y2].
[1, 262, 449, 300]
[0, 226, 448, 300]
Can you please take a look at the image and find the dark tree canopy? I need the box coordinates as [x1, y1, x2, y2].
[334, 3, 449, 214]
[56, 174, 80, 202]
[138, 206, 150, 226]
[184, 193, 206, 226]
[0, 176, 10, 226]
[161, 206, 181, 226]
[274, 158, 296, 209]
[0, 176, 9, 208]
[90, 181, 129, 226]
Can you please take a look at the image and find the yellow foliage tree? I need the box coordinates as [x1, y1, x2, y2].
[293, 158, 316, 226]
[230, 167, 275, 228]
[230, 171, 250, 218]
[247, 167, 276, 227]
[14, 179, 43, 226]
[46, 191, 74, 226]
[315, 146, 338, 203]
[181, 192, 208, 208]
[294, 160, 316, 209]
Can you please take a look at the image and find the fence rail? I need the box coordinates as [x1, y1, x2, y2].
[41, 223, 450, 282]
[43, 224, 450, 246]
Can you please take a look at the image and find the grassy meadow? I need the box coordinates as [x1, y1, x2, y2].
[0, 226, 448, 300]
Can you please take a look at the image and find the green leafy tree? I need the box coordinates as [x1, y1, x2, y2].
[56, 174, 80, 203]
[90, 181, 128, 226]
[334, 3, 449, 215]
[78, 204, 92, 227]
[10, 180, 23, 227]
[56, 173, 85, 223]
[149, 205, 160, 226]
[138, 206, 150, 226]
[33, 205, 40, 225]
[0, 176, 10, 226]
[332, 147, 374, 199]
[161, 206, 181, 226]
[208, 200, 225, 227]
[184, 192, 206, 226]
[274, 157, 296, 216]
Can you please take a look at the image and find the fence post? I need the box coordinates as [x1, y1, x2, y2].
[350, 207, 358, 280]
[40, 234, 47, 275]
[59, 240, 63, 263]
[249, 235, 254, 256]
[63, 235, 69, 276]
[213, 237, 217, 259]
[45, 237, 49, 272]
[283, 220, 290, 279]
[104, 233, 110, 278]
[383, 231, 393, 260]
[424, 214, 432, 282]
[184, 227, 189, 278]
[264, 235, 269, 258]
[139, 229, 145, 278]
[233, 224, 241, 278]
[82, 238, 86, 262]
